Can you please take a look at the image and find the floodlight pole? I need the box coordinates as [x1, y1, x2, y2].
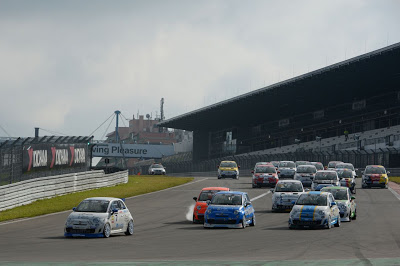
[115, 110, 121, 142]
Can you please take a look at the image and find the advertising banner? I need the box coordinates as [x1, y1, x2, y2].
[92, 143, 174, 159]
[22, 143, 88, 173]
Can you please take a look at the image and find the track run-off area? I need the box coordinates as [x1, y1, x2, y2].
[1, 176, 400, 265]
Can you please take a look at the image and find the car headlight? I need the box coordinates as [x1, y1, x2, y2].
[290, 210, 299, 216]
[196, 205, 201, 210]
[234, 210, 239, 215]
[66, 218, 73, 225]
[92, 217, 101, 224]
[207, 209, 212, 214]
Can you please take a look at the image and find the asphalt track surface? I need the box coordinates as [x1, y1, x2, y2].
[1, 176, 400, 265]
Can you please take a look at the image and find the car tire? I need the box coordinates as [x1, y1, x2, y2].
[353, 209, 357, 220]
[103, 223, 111, 238]
[241, 219, 246, 229]
[250, 215, 256, 226]
[334, 217, 340, 227]
[348, 214, 352, 222]
[218, 176, 221, 179]
[252, 184, 257, 188]
[235, 175, 239, 180]
[125, 220, 134, 235]
[289, 225, 296, 230]
[326, 217, 332, 229]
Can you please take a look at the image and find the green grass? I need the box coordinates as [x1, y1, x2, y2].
[0, 175, 193, 222]
[389, 176, 400, 184]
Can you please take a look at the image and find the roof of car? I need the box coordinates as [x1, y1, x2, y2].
[277, 180, 302, 184]
[220, 160, 237, 163]
[321, 186, 348, 191]
[306, 191, 330, 196]
[201, 187, 230, 191]
[366, 165, 385, 168]
[83, 197, 121, 201]
[317, 170, 337, 173]
[215, 191, 246, 195]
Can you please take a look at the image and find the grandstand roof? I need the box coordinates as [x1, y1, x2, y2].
[158, 42, 400, 132]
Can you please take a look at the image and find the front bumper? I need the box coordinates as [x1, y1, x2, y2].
[204, 220, 244, 228]
[288, 217, 329, 228]
[64, 226, 104, 238]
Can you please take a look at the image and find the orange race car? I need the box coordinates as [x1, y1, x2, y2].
[192, 187, 230, 223]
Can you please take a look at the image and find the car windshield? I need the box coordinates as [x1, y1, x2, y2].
[198, 190, 220, 201]
[296, 194, 327, 206]
[311, 163, 324, 170]
[220, 162, 237, 168]
[296, 161, 308, 166]
[211, 194, 242, 205]
[271, 161, 279, 167]
[297, 166, 316, 173]
[151, 164, 163, 169]
[255, 166, 276, 173]
[328, 162, 341, 168]
[336, 164, 354, 171]
[279, 162, 295, 168]
[275, 182, 303, 192]
[75, 200, 109, 213]
[315, 172, 338, 180]
[336, 169, 353, 178]
[322, 189, 348, 200]
[365, 167, 385, 174]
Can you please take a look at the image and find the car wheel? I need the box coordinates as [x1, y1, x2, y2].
[289, 225, 296, 230]
[235, 175, 239, 180]
[348, 213, 352, 222]
[250, 215, 256, 226]
[334, 217, 340, 227]
[252, 184, 257, 188]
[241, 219, 246, 229]
[218, 176, 221, 179]
[103, 223, 111, 238]
[125, 220, 134, 235]
[353, 209, 357, 220]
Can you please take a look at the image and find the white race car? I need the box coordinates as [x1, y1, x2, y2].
[64, 197, 134, 238]
[271, 180, 306, 211]
[289, 191, 341, 229]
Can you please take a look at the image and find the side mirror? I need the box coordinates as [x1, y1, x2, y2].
[291, 201, 296, 205]
[112, 209, 118, 214]
[277, 171, 280, 174]
[193, 197, 198, 201]
[217, 165, 219, 168]
[238, 166, 241, 169]
[251, 170, 254, 174]
[351, 196, 356, 200]
[305, 188, 310, 192]
[72, 207, 76, 211]
[206, 200, 211, 205]
[331, 202, 337, 206]
[361, 171, 364, 174]
[270, 188, 274, 193]
[245, 201, 252, 207]
[387, 171, 391, 174]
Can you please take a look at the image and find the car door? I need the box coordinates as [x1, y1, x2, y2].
[244, 194, 253, 222]
[329, 194, 339, 219]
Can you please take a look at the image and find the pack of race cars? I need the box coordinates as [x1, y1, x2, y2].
[64, 161, 390, 237]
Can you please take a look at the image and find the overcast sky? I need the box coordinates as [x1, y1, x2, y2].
[1, 0, 399, 140]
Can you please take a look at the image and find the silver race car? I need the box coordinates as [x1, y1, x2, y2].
[271, 180, 306, 212]
[64, 197, 134, 238]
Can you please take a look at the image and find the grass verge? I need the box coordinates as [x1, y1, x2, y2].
[0, 175, 193, 222]
[389, 176, 400, 184]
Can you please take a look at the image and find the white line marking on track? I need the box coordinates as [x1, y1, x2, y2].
[388, 187, 400, 201]
[0, 178, 208, 226]
[251, 191, 271, 202]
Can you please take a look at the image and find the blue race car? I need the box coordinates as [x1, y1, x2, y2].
[288, 191, 341, 229]
[204, 191, 255, 229]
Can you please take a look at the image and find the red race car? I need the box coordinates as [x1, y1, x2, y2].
[192, 187, 230, 223]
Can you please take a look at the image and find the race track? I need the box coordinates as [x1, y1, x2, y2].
[1, 176, 400, 264]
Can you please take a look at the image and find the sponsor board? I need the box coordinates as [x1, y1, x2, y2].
[22, 144, 88, 173]
[92, 143, 174, 159]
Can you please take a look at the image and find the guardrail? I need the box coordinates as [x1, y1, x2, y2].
[0, 170, 128, 211]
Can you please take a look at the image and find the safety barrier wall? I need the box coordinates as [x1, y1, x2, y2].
[0, 170, 128, 211]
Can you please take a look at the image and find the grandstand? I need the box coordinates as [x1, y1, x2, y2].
[158, 42, 400, 168]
